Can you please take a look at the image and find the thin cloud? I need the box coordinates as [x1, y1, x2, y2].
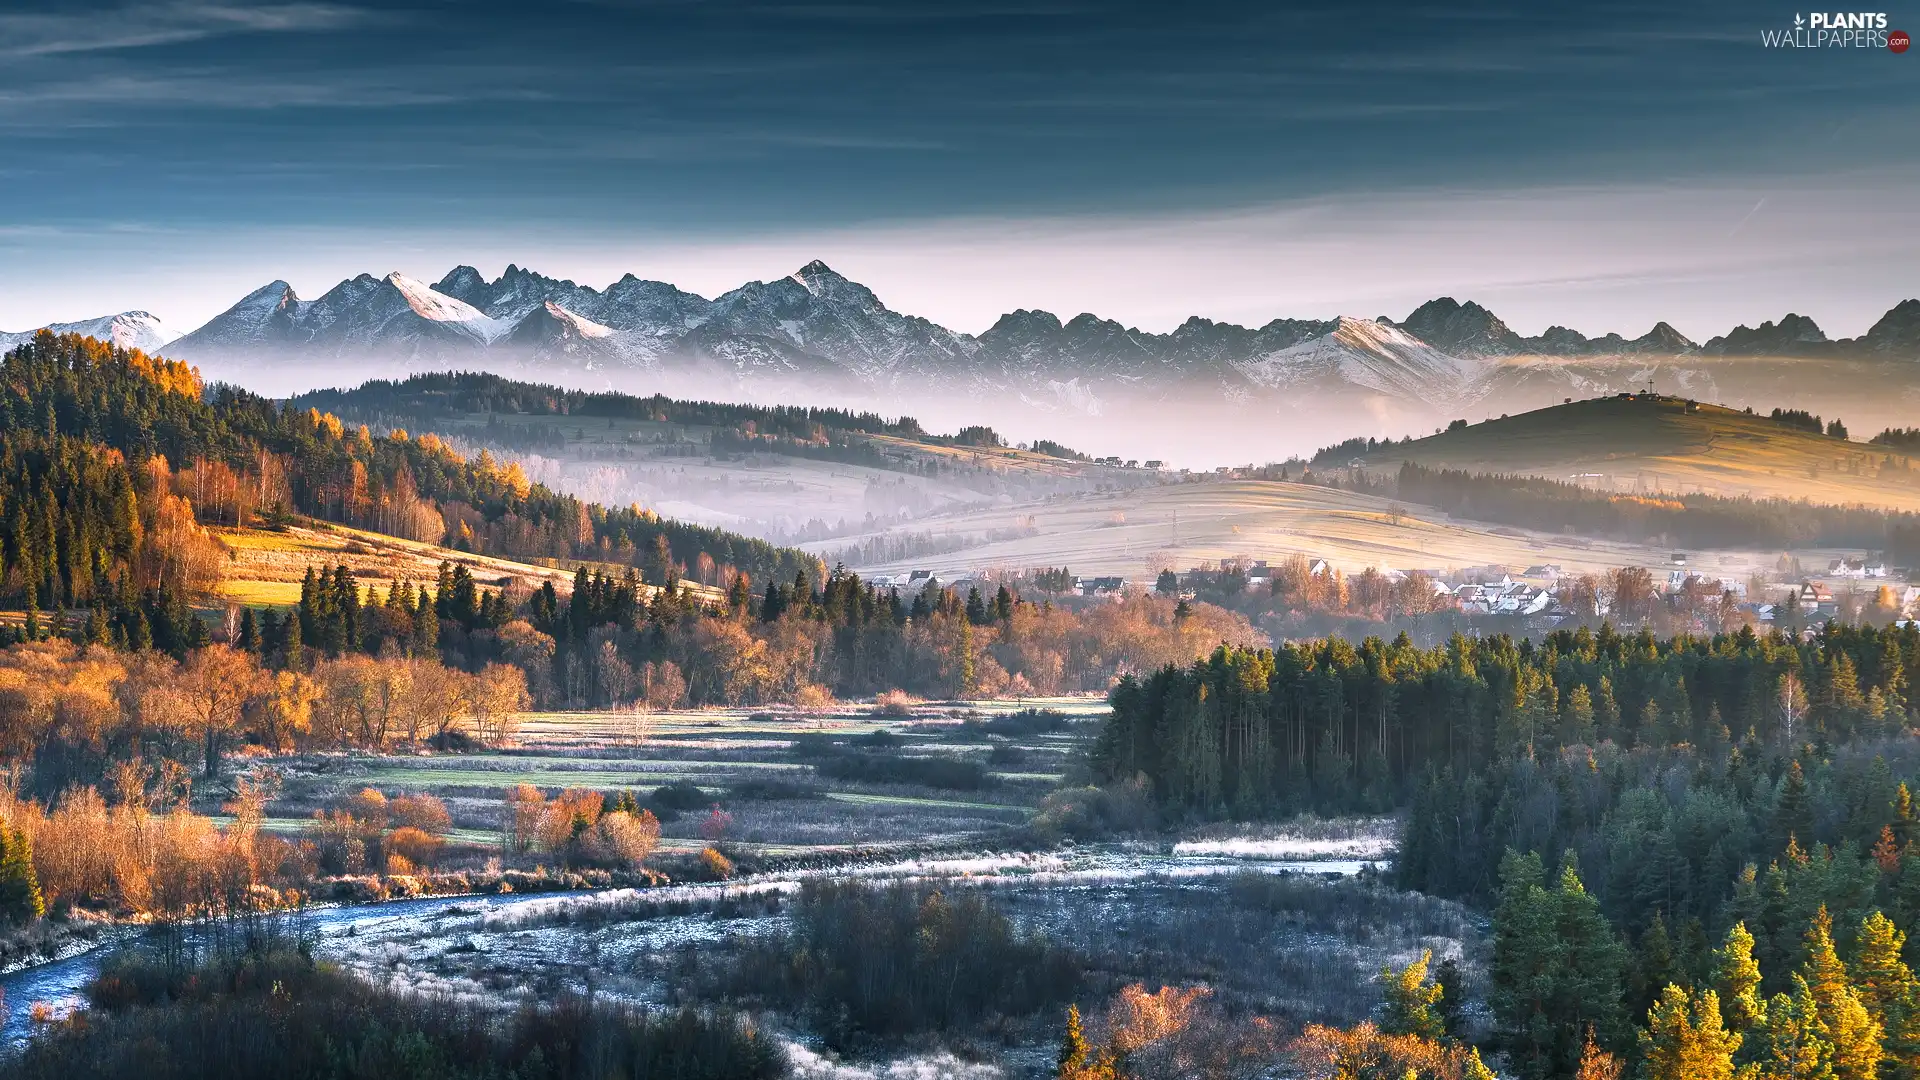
[0, 3, 371, 58]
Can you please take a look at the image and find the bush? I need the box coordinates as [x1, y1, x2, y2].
[963, 707, 1071, 738]
[727, 778, 821, 801]
[872, 689, 917, 717]
[736, 880, 1079, 1047]
[34, 947, 786, 1080]
[387, 793, 452, 836]
[850, 728, 904, 750]
[1029, 779, 1158, 841]
[787, 734, 841, 760]
[383, 826, 442, 870]
[987, 742, 1028, 766]
[813, 753, 996, 791]
[647, 780, 710, 820]
[698, 847, 735, 881]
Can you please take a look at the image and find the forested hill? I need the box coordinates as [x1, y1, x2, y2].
[0, 333, 820, 613]
[288, 370, 932, 442]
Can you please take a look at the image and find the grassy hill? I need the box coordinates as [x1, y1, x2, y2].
[808, 479, 1796, 584]
[213, 521, 725, 608]
[289, 371, 1156, 541]
[1353, 394, 1920, 511]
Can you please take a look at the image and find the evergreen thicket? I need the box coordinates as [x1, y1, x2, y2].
[0, 333, 817, 601]
[1097, 623, 1918, 819]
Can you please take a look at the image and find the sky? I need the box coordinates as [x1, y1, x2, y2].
[0, 0, 1915, 340]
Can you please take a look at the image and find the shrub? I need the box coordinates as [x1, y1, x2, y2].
[872, 689, 917, 717]
[698, 847, 735, 881]
[33, 947, 786, 1080]
[987, 742, 1028, 766]
[650, 781, 710, 812]
[963, 707, 1071, 738]
[727, 778, 821, 801]
[741, 880, 1080, 1046]
[336, 788, 389, 829]
[813, 753, 995, 791]
[387, 793, 451, 836]
[1030, 779, 1158, 841]
[850, 728, 903, 750]
[384, 826, 442, 870]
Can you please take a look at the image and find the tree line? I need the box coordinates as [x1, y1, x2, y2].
[0, 333, 819, 598]
[1392, 462, 1920, 564]
[1095, 622, 1919, 818]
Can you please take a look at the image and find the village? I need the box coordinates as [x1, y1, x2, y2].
[867, 551, 1920, 636]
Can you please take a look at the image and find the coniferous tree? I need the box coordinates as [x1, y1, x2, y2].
[1853, 911, 1919, 1079]
[1639, 984, 1740, 1080]
[0, 824, 45, 924]
[1762, 974, 1841, 1080]
[1382, 948, 1448, 1040]
[1714, 922, 1769, 1038]
[1802, 906, 1884, 1080]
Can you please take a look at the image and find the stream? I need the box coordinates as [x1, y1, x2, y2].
[0, 844, 1383, 1046]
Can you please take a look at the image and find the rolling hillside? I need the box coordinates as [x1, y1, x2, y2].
[212, 521, 724, 608]
[289, 371, 1159, 541]
[807, 479, 1796, 585]
[1353, 394, 1920, 512]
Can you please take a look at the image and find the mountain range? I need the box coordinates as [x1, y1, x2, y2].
[15, 262, 1920, 415]
[0, 310, 181, 354]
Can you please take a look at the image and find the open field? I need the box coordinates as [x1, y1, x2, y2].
[211, 520, 723, 608]
[1358, 395, 1920, 511]
[255, 696, 1109, 855]
[340, 405, 1155, 539]
[807, 478, 1807, 583]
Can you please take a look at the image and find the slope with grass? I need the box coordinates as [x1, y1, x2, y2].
[286, 371, 1159, 541]
[212, 521, 724, 608]
[1355, 394, 1920, 511]
[807, 478, 1793, 583]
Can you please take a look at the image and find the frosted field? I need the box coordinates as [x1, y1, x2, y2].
[259, 697, 1112, 854]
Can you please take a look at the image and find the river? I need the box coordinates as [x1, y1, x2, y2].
[0, 842, 1384, 1046]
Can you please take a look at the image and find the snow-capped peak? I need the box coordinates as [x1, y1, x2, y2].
[542, 300, 613, 339]
[1232, 315, 1483, 400]
[0, 310, 184, 354]
[384, 272, 510, 344]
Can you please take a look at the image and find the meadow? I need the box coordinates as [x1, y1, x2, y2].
[806, 477, 1797, 585]
[1362, 395, 1920, 511]
[251, 696, 1111, 857]
[211, 521, 725, 608]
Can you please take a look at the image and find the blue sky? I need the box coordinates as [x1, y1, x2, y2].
[1, 0, 1914, 337]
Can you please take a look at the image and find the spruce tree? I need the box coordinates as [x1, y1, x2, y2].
[1639, 984, 1739, 1080]
[1801, 907, 1884, 1080]
[1853, 911, 1919, 1078]
[1382, 949, 1448, 1040]
[0, 825, 45, 924]
[1714, 922, 1768, 1037]
[1762, 974, 1840, 1080]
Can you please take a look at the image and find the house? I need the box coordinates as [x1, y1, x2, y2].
[1829, 557, 1890, 580]
[1081, 576, 1126, 597]
[1523, 564, 1563, 579]
[1144, 460, 1165, 470]
[1308, 559, 1332, 577]
[1800, 581, 1835, 610]
[1669, 552, 1688, 566]
[1900, 585, 1920, 613]
[1452, 583, 1490, 614]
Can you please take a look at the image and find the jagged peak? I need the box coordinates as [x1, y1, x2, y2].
[983, 308, 1065, 336]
